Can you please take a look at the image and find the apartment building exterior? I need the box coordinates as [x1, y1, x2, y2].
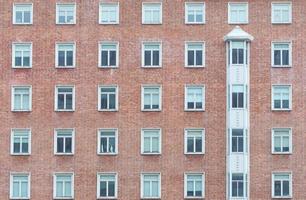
[0, 0, 304, 199]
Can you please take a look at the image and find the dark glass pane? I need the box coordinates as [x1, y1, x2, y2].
[187, 138, 194, 152]
[195, 190, 202, 197]
[232, 93, 238, 108]
[188, 51, 194, 65]
[16, 12, 23, 23]
[153, 51, 159, 65]
[283, 146, 289, 152]
[101, 51, 108, 66]
[65, 138, 72, 153]
[282, 100, 289, 109]
[14, 142, 20, 153]
[196, 14, 203, 22]
[232, 182, 237, 197]
[66, 51, 73, 66]
[144, 51, 151, 66]
[24, 12, 31, 23]
[109, 138, 116, 153]
[108, 181, 115, 196]
[238, 49, 244, 64]
[58, 51, 65, 66]
[196, 50, 202, 65]
[57, 94, 65, 109]
[109, 51, 116, 66]
[274, 50, 281, 65]
[144, 104, 151, 109]
[238, 182, 244, 197]
[282, 50, 289, 65]
[23, 57, 30, 66]
[59, 16, 65, 23]
[100, 181, 107, 196]
[283, 181, 289, 196]
[232, 129, 243, 136]
[195, 138, 202, 152]
[232, 49, 237, 64]
[15, 57, 22, 66]
[232, 138, 237, 152]
[66, 94, 73, 109]
[22, 143, 28, 153]
[101, 138, 107, 153]
[57, 138, 64, 153]
[238, 93, 244, 108]
[152, 104, 159, 109]
[274, 147, 281, 152]
[109, 94, 116, 109]
[101, 94, 107, 109]
[195, 102, 202, 109]
[238, 137, 244, 152]
[187, 191, 193, 196]
[188, 102, 194, 109]
[274, 181, 281, 196]
[274, 100, 281, 109]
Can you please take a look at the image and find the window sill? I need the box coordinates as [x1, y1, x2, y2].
[12, 66, 32, 69]
[228, 22, 249, 25]
[98, 109, 118, 112]
[271, 65, 292, 68]
[272, 152, 292, 155]
[56, 22, 76, 25]
[141, 66, 162, 69]
[185, 152, 205, 155]
[184, 109, 205, 112]
[185, 22, 205, 25]
[184, 197, 204, 199]
[141, 152, 161, 155]
[97, 197, 117, 199]
[10, 197, 30, 200]
[11, 153, 31, 156]
[271, 22, 292, 25]
[141, 109, 162, 112]
[98, 153, 118, 156]
[142, 22, 162, 25]
[55, 110, 75, 112]
[272, 196, 292, 199]
[98, 66, 119, 69]
[53, 197, 74, 199]
[185, 65, 205, 68]
[55, 66, 76, 69]
[141, 197, 161, 199]
[271, 109, 291, 112]
[55, 153, 74, 156]
[12, 110, 31, 112]
[99, 22, 119, 25]
[13, 23, 33, 25]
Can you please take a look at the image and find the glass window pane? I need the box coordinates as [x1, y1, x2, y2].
[66, 51, 73, 66]
[144, 137, 151, 152]
[144, 51, 151, 66]
[195, 137, 202, 152]
[101, 51, 108, 66]
[283, 180, 289, 196]
[101, 94, 107, 109]
[274, 180, 281, 196]
[109, 94, 116, 109]
[187, 137, 194, 152]
[152, 181, 159, 197]
[143, 181, 150, 197]
[66, 94, 73, 109]
[21, 182, 28, 197]
[23, 11, 31, 23]
[100, 181, 106, 196]
[108, 181, 115, 196]
[57, 138, 64, 153]
[274, 50, 281, 65]
[152, 137, 159, 152]
[109, 51, 116, 66]
[196, 50, 202, 65]
[58, 51, 65, 66]
[13, 182, 19, 197]
[282, 50, 289, 65]
[65, 137, 72, 153]
[188, 51, 194, 65]
[152, 51, 159, 65]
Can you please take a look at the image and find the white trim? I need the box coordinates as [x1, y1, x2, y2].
[142, 2, 162, 24]
[11, 85, 32, 112]
[141, 128, 162, 155]
[141, 84, 162, 111]
[141, 41, 162, 68]
[97, 128, 118, 155]
[228, 2, 249, 24]
[54, 85, 76, 111]
[99, 2, 120, 25]
[98, 85, 119, 111]
[271, 2, 292, 24]
[271, 41, 292, 67]
[13, 3, 33, 25]
[185, 41, 205, 68]
[12, 42, 33, 68]
[56, 3, 77, 25]
[98, 41, 119, 68]
[184, 128, 205, 155]
[55, 42, 76, 68]
[271, 128, 292, 154]
[96, 172, 118, 199]
[10, 172, 31, 199]
[10, 128, 31, 156]
[54, 128, 75, 155]
[184, 85, 205, 111]
[53, 172, 74, 199]
[271, 171, 292, 198]
[184, 2, 205, 24]
[140, 172, 161, 199]
[184, 172, 205, 199]
[271, 84, 292, 111]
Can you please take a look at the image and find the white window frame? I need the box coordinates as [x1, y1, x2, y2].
[185, 42, 205, 67]
[55, 42, 76, 68]
[271, 41, 292, 67]
[228, 2, 249, 24]
[10, 172, 31, 200]
[98, 85, 119, 111]
[272, 172, 292, 198]
[142, 2, 162, 24]
[54, 85, 76, 112]
[271, 84, 292, 111]
[141, 128, 162, 155]
[53, 173, 74, 199]
[97, 128, 118, 155]
[11, 128, 31, 156]
[271, 128, 292, 154]
[142, 42, 162, 68]
[185, 85, 205, 111]
[141, 85, 162, 111]
[98, 42, 119, 68]
[185, 2, 205, 24]
[54, 128, 75, 155]
[11, 85, 32, 112]
[184, 172, 205, 199]
[12, 42, 32, 68]
[271, 2, 292, 24]
[184, 128, 205, 155]
[99, 2, 120, 25]
[140, 173, 161, 199]
[13, 3, 33, 25]
[96, 172, 118, 199]
[56, 3, 76, 25]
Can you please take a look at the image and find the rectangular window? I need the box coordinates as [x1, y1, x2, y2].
[231, 173, 244, 197]
[184, 129, 205, 154]
[142, 85, 162, 111]
[272, 42, 291, 67]
[185, 3, 205, 24]
[185, 42, 205, 67]
[97, 173, 117, 198]
[56, 43, 75, 68]
[185, 85, 205, 111]
[56, 3, 76, 24]
[272, 128, 292, 154]
[10, 173, 30, 199]
[55, 86, 75, 111]
[272, 3, 292, 24]
[141, 129, 161, 155]
[11, 86, 32, 112]
[55, 129, 74, 155]
[142, 3, 162, 24]
[54, 173, 74, 199]
[98, 129, 118, 155]
[231, 41, 245, 64]
[12, 43, 32, 68]
[98, 85, 118, 111]
[231, 129, 244, 153]
[11, 129, 31, 155]
[13, 3, 33, 24]
[272, 172, 292, 198]
[141, 173, 161, 198]
[99, 42, 119, 68]
[142, 42, 161, 67]
[228, 3, 248, 24]
[232, 85, 244, 108]
[184, 173, 204, 198]
[272, 85, 292, 110]
[99, 3, 119, 24]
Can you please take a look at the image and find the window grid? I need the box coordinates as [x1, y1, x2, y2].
[142, 3, 162, 24]
[98, 129, 118, 155]
[56, 3, 76, 24]
[231, 173, 244, 197]
[98, 85, 118, 111]
[54, 129, 74, 155]
[97, 173, 117, 198]
[272, 128, 291, 154]
[272, 42, 291, 67]
[185, 85, 205, 111]
[12, 43, 32, 68]
[272, 172, 292, 198]
[12, 86, 32, 112]
[54, 173, 74, 199]
[272, 85, 291, 110]
[10, 173, 30, 199]
[142, 86, 162, 111]
[228, 3, 248, 24]
[56, 43, 75, 68]
[99, 3, 119, 24]
[184, 129, 205, 154]
[184, 173, 204, 198]
[13, 3, 33, 24]
[99, 42, 119, 68]
[231, 129, 244, 153]
[11, 129, 31, 155]
[185, 3, 205, 24]
[272, 3, 292, 24]
[141, 173, 161, 198]
[141, 129, 161, 154]
[231, 85, 244, 109]
[185, 42, 205, 67]
[142, 42, 161, 67]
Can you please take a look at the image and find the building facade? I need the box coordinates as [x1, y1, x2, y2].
[0, 0, 304, 199]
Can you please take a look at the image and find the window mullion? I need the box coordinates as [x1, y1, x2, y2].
[64, 93, 67, 109]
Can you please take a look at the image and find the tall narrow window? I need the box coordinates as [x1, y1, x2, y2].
[98, 129, 118, 155]
[12, 86, 32, 112]
[142, 85, 162, 111]
[272, 42, 291, 67]
[12, 43, 32, 68]
[228, 3, 248, 24]
[55, 86, 75, 111]
[11, 129, 31, 155]
[272, 85, 291, 110]
[272, 172, 292, 198]
[141, 173, 161, 198]
[272, 3, 292, 24]
[98, 86, 118, 111]
[231, 173, 244, 197]
[56, 3, 76, 24]
[184, 173, 204, 198]
[185, 129, 205, 154]
[55, 129, 74, 155]
[231, 129, 244, 153]
[231, 42, 244, 64]
[10, 173, 30, 199]
[13, 3, 33, 24]
[272, 128, 291, 154]
[99, 3, 119, 24]
[54, 173, 74, 199]
[142, 3, 162, 24]
[186, 42, 204, 67]
[97, 173, 117, 198]
[185, 85, 205, 111]
[99, 42, 118, 68]
[232, 85, 244, 108]
[56, 43, 75, 68]
[141, 129, 161, 155]
[185, 3, 205, 24]
[142, 42, 161, 67]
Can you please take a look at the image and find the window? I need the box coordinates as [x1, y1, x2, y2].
[232, 85, 244, 108]
[55, 86, 75, 111]
[142, 42, 161, 67]
[184, 129, 205, 154]
[99, 3, 119, 24]
[228, 3, 248, 24]
[56, 3, 76, 24]
[272, 128, 292, 154]
[13, 3, 33, 24]
[272, 172, 292, 198]
[99, 42, 119, 68]
[272, 42, 291, 67]
[272, 2, 292, 24]
[142, 3, 162, 24]
[12, 43, 32, 68]
[141, 85, 162, 111]
[231, 173, 244, 197]
[97, 173, 117, 199]
[185, 42, 205, 67]
[231, 129, 244, 153]
[272, 85, 292, 110]
[185, 85, 205, 111]
[54, 173, 74, 199]
[11, 129, 31, 155]
[185, 3, 205, 24]
[141, 129, 161, 155]
[141, 173, 161, 199]
[54, 129, 74, 155]
[231, 41, 245, 64]
[98, 85, 118, 111]
[56, 43, 75, 68]
[10, 173, 30, 199]
[98, 129, 118, 155]
[184, 173, 204, 198]
[11, 86, 32, 112]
